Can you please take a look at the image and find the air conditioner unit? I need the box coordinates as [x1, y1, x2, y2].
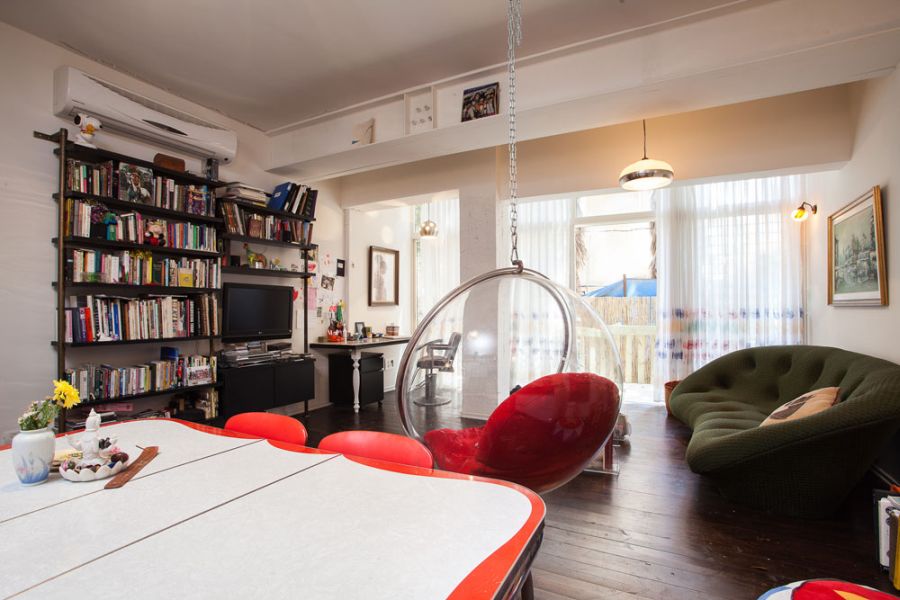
[53, 66, 237, 163]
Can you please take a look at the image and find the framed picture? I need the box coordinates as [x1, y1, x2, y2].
[354, 321, 366, 337]
[320, 275, 335, 291]
[369, 246, 399, 306]
[828, 186, 888, 306]
[461, 82, 499, 122]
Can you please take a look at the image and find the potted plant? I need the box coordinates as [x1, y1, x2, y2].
[12, 380, 81, 486]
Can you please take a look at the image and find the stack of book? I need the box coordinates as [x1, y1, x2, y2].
[220, 203, 313, 244]
[65, 351, 217, 402]
[68, 249, 221, 289]
[65, 198, 218, 253]
[66, 159, 114, 196]
[64, 293, 219, 343]
[215, 182, 270, 207]
[269, 182, 318, 219]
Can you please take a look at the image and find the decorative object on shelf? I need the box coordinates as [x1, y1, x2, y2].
[153, 153, 185, 172]
[618, 119, 674, 191]
[60, 408, 130, 482]
[243, 243, 268, 268]
[143, 219, 167, 246]
[118, 162, 154, 204]
[354, 321, 366, 338]
[828, 185, 888, 306]
[351, 118, 375, 145]
[326, 301, 345, 342]
[386, 324, 400, 337]
[461, 82, 499, 122]
[12, 380, 82, 486]
[791, 201, 818, 222]
[73, 112, 101, 148]
[368, 246, 399, 306]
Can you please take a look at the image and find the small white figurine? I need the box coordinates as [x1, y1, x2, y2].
[68, 409, 116, 467]
[74, 112, 102, 148]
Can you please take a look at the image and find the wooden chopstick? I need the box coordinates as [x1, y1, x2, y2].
[105, 446, 159, 489]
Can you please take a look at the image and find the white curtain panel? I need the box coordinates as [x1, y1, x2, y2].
[655, 174, 807, 384]
[415, 196, 461, 325]
[498, 197, 574, 388]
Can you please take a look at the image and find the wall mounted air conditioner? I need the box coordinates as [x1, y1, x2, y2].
[53, 66, 237, 163]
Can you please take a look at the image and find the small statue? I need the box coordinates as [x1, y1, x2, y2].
[68, 409, 116, 467]
[243, 243, 268, 268]
[74, 113, 102, 148]
[270, 257, 282, 271]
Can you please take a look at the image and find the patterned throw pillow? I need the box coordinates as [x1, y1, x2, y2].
[760, 387, 840, 427]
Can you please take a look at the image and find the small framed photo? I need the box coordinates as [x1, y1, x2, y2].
[828, 185, 888, 306]
[461, 82, 499, 122]
[320, 275, 335, 291]
[354, 322, 366, 337]
[369, 246, 399, 306]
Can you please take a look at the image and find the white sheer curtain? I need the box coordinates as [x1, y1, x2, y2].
[415, 197, 460, 324]
[655, 175, 806, 383]
[498, 197, 573, 387]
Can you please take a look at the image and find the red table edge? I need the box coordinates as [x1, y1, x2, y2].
[3, 418, 545, 599]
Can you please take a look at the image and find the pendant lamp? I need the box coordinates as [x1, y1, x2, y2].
[619, 119, 674, 191]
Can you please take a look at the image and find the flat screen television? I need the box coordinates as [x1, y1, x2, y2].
[223, 283, 293, 341]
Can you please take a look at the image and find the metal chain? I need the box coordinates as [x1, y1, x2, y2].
[507, 0, 522, 269]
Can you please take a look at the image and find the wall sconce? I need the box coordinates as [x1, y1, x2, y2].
[791, 202, 818, 222]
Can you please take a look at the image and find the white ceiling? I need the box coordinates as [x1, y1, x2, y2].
[0, 0, 747, 131]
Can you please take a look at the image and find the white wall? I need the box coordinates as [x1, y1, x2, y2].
[807, 71, 900, 363]
[0, 22, 343, 437]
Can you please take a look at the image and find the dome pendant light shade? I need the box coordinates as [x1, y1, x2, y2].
[619, 120, 674, 191]
[419, 219, 438, 238]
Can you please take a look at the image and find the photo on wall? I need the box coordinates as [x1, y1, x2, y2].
[828, 185, 888, 306]
[368, 246, 399, 306]
[461, 82, 499, 122]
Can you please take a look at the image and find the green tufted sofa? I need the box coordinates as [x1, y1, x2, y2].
[669, 345, 900, 517]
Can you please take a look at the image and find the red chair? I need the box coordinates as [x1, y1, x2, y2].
[318, 430, 433, 469]
[423, 372, 620, 493]
[224, 412, 308, 446]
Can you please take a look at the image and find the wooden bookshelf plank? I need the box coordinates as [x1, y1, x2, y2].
[221, 266, 312, 279]
[56, 236, 222, 258]
[54, 282, 221, 295]
[78, 382, 223, 406]
[53, 335, 220, 348]
[221, 233, 315, 250]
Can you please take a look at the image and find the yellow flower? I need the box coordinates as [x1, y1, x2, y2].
[52, 379, 80, 408]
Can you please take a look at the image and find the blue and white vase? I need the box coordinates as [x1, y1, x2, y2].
[12, 427, 55, 486]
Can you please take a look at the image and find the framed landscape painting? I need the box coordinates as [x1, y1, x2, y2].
[368, 246, 399, 306]
[828, 186, 888, 306]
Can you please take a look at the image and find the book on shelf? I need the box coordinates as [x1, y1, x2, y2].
[215, 182, 269, 206]
[118, 162, 154, 204]
[267, 182, 319, 219]
[220, 202, 314, 245]
[63, 293, 219, 343]
[64, 198, 218, 253]
[152, 177, 213, 216]
[66, 159, 114, 196]
[65, 352, 217, 402]
[67, 248, 221, 289]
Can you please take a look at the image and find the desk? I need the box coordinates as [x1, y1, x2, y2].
[311, 337, 411, 412]
[0, 419, 544, 599]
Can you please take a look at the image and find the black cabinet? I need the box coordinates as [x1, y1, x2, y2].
[219, 359, 315, 419]
[328, 352, 384, 407]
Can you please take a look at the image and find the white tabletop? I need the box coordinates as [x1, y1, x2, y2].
[1, 420, 544, 599]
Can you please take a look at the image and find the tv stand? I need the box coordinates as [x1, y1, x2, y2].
[218, 357, 314, 419]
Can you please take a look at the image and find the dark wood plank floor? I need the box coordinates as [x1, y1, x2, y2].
[297, 395, 891, 599]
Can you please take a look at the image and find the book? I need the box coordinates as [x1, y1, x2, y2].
[300, 189, 318, 220]
[269, 182, 294, 211]
[118, 163, 154, 204]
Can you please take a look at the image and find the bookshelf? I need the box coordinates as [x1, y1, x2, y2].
[38, 128, 225, 430]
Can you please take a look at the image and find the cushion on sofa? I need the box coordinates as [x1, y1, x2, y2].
[760, 387, 840, 427]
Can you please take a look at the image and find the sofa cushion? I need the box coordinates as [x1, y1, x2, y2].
[760, 387, 840, 427]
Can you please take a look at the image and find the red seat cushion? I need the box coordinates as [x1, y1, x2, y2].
[224, 412, 308, 446]
[318, 430, 433, 469]
[424, 372, 620, 492]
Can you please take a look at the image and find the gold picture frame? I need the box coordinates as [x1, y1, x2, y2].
[827, 186, 888, 306]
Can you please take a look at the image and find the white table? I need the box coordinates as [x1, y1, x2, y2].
[0, 419, 544, 599]
[311, 337, 411, 412]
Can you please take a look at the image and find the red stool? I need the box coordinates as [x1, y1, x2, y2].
[318, 431, 433, 469]
[224, 412, 308, 446]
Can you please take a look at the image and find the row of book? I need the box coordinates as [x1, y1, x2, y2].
[67, 249, 221, 289]
[65, 198, 218, 253]
[220, 203, 314, 244]
[66, 160, 215, 217]
[268, 182, 318, 219]
[66, 159, 114, 197]
[64, 294, 219, 343]
[65, 351, 217, 402]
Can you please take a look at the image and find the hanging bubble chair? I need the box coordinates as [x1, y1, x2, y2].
[396, 266, 624, 493]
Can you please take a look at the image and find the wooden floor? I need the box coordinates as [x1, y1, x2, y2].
[298, 395, 891, 599]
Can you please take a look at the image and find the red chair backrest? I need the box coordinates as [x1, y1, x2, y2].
[476, 372, 620, 472]
[319, 430, 433, 469]
[224, 412, 308, 446]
